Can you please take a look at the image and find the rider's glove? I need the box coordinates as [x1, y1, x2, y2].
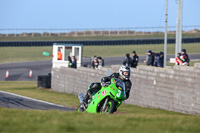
[101, 82, 108, 87]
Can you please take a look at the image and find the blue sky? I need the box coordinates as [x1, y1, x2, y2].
[0, 0, 199, 29]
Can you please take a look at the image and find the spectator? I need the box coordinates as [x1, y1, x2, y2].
[123, 53, 133, 67]
[158, 52, 164, 67]
[68, 56, 73, 68]
[176, 53, 183, 65]
[71, 56, 77, 69]
[92, 56, 99, 69]
[144, 50, 154, 66]
[97, 56, 104, 68]
[181, 49, 190, 66]
[57, 49, 63, 60]
[132, 51, 139, 68]
[154, 53, 160, 67]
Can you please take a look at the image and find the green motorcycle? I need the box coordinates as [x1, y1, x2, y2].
[77, 78, 126, 114]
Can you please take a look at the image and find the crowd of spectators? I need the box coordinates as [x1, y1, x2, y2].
[144, 50, 164, 67]
[123, 51, 139, 68]
[92, 56, 104, 69]
[70, 48, 189, 69]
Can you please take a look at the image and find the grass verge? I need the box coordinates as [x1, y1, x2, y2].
[0, 43, 199, 63]
[0, 81, 200, 133]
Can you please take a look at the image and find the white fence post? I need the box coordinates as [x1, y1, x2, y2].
[58, 30, 60, 36]
[32, 29, 34, 37]
[6, 29, 8, 37]
[15, 29, 17, 37]
[23, 29, 26, 36]
[66, 30, 68, 36]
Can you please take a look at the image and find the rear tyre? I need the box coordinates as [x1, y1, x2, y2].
[77, 104, 86, 112]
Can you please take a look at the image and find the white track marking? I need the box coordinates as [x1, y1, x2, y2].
[0, 90, 65, 108]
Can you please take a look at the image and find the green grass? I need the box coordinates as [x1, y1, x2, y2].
[0, 46, 53, 63]
[83, 43, 200, 57]
[0, 81, 200, 133]
[0, 43, 200, 63]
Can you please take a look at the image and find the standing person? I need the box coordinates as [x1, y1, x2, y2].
[154, 53, 160, 67]
[57, 49, 63, 60]
[176, 53, 183, 65]
[144, 50, 154, 66]
[71, 56, 77, 69]
[132, 51, 139, 68]
[181, 49, 190, 66]
[123, 53, 133, 67]
[92, 56, 99, 69]
[97, 56, 104, 68]
[68, 56, 73, 68]
[157, 52, 164, 67]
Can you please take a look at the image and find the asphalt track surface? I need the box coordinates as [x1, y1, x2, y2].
[0, 54, 199, 81]
[0, 90, 75, 111]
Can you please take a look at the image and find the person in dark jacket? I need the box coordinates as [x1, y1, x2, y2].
[157, 52, 164, 67]
[145, 50, 154, 66]
[181, 49, 190, 66]
[92, 56, 99, 69]
[97, 56, 104, 67]
[71, 56, 77, 69]
[68, 56, 73, 68]
[132, 51, 139, 68]
[154, 53, 160, 67]
[123, 53, 133, 67]
[83, 66, 132, 104]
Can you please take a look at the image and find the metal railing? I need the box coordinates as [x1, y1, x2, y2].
[0, 38, 200, 47]
[0, 25, 199, 37]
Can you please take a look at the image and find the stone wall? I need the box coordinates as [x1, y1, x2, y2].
[52, 63, 200, 115]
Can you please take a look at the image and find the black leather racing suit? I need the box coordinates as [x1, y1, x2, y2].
[101, 73, 132, 99]
[84, 73, 132, 103]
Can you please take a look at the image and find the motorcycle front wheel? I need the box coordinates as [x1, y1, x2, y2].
[103, 100, 117, 114]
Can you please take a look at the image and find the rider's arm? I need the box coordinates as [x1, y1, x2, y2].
[125, 81, 132, 99]
[101, 76, 110, 83]
[101, 73, 119, 83]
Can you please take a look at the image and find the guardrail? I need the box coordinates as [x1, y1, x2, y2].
[0, 26, 199, 37]
[0, 37, 200, 47]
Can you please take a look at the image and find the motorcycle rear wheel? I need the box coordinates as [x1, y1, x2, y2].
[77, 104, 86, 112]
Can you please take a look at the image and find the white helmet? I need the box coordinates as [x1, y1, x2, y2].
[119, 65, 131, 80]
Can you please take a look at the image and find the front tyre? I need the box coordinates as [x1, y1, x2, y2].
[104, 100, 117, 114]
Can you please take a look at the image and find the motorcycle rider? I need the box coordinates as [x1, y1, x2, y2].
[83, 65, 132, 104]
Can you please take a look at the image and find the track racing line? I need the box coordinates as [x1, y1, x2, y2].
[0, 90, 75, 111]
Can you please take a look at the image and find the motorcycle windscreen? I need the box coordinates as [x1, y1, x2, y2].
[113, 78, 126, 99]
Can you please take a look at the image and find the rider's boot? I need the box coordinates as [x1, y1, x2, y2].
[83, 91, 91, 104]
